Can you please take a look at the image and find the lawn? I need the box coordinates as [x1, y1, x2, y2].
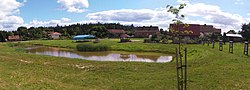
[0, 39, 249, 89]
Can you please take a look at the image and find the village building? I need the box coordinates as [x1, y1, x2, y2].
[120, 33, 130, 38]
[170, 24, 201, 43]
[134, 26, 160, 38]
[49, 32, 62, 40]
[107, 29, 126, 38]
[8, 35, 20, 41]
[169, 24, 222, 43]
[200, 24, 221, 34]
[226, 34, 243, 42]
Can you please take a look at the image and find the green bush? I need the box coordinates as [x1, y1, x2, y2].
[6, 42, 24, 47]
[144, 38, 151, 43]
[76, 44, 109, 51]
[120, 38, 131, 43]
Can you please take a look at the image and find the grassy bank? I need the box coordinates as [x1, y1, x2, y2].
[0, 39, 250, 89]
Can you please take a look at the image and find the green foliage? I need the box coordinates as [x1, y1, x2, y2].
[120, 38, 131, 43]
[0, 23, 135, 41]
[241, 23, 250, 41]
[6, 42, 24, 47]
[90, 26, 109, 38]
[143, 38, 151, 43]
[76, 44, 110, 51]
[227, 30, 237, 34]
[167, 3, 186, 24]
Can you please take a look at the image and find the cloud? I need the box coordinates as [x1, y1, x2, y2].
[87, 9, 157, 22]
[25, 18, 71, 28]
[177, 0, 190, 4]
[182, 3, 246, 32]
[234, 0, 244, 5]
[0, 0, 25, 31]
[85, 1, 249, 33]
[57, 0, 89, 13]
[86, 8, 175, 29]
[247, 13, 250, 16]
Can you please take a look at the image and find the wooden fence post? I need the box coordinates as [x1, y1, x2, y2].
[229, 41, 233, 53]
[219, 40, 223, 51]
[244, 41, 249, 55]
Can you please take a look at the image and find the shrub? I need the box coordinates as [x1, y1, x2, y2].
[7, 42, 24, 47]
[120, 38, 131, 43]
[76, 44, 109, 51]
[144, 38, 160, 43]
[144, 38, 151, 43]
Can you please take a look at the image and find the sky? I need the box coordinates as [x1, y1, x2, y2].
[1, 0, 250, 33]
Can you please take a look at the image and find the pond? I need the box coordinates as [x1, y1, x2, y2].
[26, 46, 173, 63]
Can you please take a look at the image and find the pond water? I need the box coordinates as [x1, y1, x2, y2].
[26, 46, 173, 63]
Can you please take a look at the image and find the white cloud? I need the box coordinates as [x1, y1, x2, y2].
[85, 1, 249, 33]
[86, 8, 175, 29]
[87, 9, 155, 22]
[247, 13, 250, 16]
[182, 3, 246, 32]
[25, 18, 71, 28]
[57, 0, 89, 13]
[0, 0, 25, 31]
[177, 0, 190, 4]
[234, 0, 244, 5]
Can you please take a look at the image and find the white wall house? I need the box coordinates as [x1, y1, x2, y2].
[49, 32, 62, 39]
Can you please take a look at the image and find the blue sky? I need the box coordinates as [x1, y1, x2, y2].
[1, 0, 250, 32]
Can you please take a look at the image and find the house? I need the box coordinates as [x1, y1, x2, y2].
[8, 35, 20, 41]
[107, 29, 125, 38]
[226, 34, 243, 42]
[200, 24, 221, 34]
[134, 26, 160, 38]
[169, 24, 201, 43]
[120, 33, 130, 38]
[49, 32, 61, 40]
[169, 24, 222, 43]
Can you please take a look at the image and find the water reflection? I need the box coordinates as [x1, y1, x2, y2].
[26, 46, 172, 63]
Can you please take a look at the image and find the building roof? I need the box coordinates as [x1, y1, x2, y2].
[73, 35, 95, 40]
[135, 26, 159, 32]
[8, 35, 20, 40]
[226, 34, 242, 38]
[200, 25, 213, 33]
[108, 29, 125, 34]
[50, 32, 62, 35]
[120, 34, 129, 38]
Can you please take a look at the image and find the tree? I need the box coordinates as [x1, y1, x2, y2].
[90, 26, 109, 38]
[223, 32, 227, 44]
[241, 23, 250, 41]
[0, 31, 6, 42]
[227, 30, 237, 34]
[17, 26, 28, 40]
[167, 3, 188, 90]
[167, 4, 192, 44]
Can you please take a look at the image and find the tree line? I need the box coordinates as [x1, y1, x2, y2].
[1, 22, 250, 42]
[0, 23, 135, 42]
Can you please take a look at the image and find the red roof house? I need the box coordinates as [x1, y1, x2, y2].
[108, 29, 125, 38]
[8, 35, 20, 41]
[120, 33, 130, 38]
[49, 32, 62, 40]
[169, 24, 222, 43]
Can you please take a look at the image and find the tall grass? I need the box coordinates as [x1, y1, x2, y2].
[76, 44, 110, 51]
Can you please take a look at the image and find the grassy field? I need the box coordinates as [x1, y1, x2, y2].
[0, 39, 250, 89]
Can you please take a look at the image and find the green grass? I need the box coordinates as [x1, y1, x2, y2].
[0, 39, 249, 89]
[22, 39, 176, 54]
